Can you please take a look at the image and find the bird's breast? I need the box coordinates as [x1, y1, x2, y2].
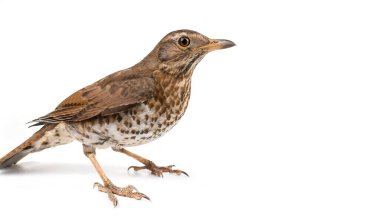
[68, 77, 191, 148]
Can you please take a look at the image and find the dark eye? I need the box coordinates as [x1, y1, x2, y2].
[178, 36, 190, 47]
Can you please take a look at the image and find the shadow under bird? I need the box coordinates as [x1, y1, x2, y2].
[0, 29, 235, 206]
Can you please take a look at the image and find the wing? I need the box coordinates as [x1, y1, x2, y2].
[30, 70, 155, 125]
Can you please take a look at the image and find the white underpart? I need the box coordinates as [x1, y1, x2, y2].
[67, 100, 184, 149]
[33, 123, 74, 151]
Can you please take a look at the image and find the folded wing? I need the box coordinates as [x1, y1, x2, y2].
[31, 72, 155, 125]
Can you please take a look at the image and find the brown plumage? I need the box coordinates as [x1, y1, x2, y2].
[0, 29, 235, 206]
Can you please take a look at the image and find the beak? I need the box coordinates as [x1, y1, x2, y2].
[200, 39, 236, 52]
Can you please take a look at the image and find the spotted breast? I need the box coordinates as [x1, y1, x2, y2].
[66, 70, 192, 149]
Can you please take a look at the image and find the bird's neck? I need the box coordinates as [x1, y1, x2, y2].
[153, 69, 192, 112]
[154, 68, 192, 93]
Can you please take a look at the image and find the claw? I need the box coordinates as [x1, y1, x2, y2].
[181, 171, 189, 177]
[93, 182, 100, 189]
[113, 199, 118, 207]
[128, 166, 148, 173]
[128, 166, 136, 172]
[141, 193, 151, 201]
[107, 190, 118, 207]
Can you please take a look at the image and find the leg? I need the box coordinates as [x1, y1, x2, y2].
[83, 145, 149, 207]
[112, 147, 188, 177]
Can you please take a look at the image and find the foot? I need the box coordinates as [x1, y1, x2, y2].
[128, 161, 189, 177]
[93, 182, 150, 207]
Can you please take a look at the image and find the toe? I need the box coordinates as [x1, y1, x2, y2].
[107, 191, 118, 207]
[152, 170, 164, 177]
[128, 166, 147, 173]
[131, 191, 151, 200]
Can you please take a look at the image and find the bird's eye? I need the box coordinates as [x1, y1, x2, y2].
[178, 36, 190, 47]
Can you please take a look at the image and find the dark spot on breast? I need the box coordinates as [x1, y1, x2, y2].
[98, 137, 110, 144]
[159, 111, 165, 116]
[136, 119, 141, 125]
[154, 104, 161, 111]
[131, 130, 136, 134]
[148, 102, 155, 109]
[42, 141, 49, 146]
[116, 114, 122, 122]
[130, 136, 136, 140]
[92, 130, 102, 136]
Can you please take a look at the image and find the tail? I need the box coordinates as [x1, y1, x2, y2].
[0, 123, 73, 168]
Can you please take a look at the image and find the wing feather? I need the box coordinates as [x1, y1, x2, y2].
[30, 70, 155, 125]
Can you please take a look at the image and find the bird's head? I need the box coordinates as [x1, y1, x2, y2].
[147, 29, 235, 77]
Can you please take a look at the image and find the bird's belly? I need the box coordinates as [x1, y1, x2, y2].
[67, 103, 184, 149]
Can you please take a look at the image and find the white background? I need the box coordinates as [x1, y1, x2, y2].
[0, 0, 380, 216]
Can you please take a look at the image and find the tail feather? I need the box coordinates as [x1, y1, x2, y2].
[0, 148, 31, 168]
[0, 123, 64, 168]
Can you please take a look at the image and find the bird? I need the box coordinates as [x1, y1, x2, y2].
[0, 29, 235, 206]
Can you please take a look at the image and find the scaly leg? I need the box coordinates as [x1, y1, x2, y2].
[83, 145, 149, 207]
[112, 147, 188, 177]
